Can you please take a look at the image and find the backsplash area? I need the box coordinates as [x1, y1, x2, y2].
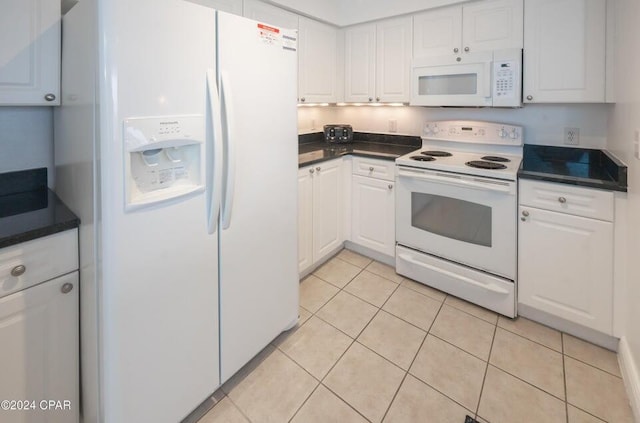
[298, 103, 612, 149]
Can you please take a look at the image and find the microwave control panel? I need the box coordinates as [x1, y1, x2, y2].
[494, 60, 517, 99]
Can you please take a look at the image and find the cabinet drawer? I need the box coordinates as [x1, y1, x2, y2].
[352, 157, 395, 181]
[0, 229, 78, 299]
[519, 180, 613, 221]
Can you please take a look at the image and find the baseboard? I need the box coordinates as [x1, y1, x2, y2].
[344, 241, 395, 267]
[618, 336, 640, 422]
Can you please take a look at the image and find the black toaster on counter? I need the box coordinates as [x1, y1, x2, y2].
[324, 124, 353, 143]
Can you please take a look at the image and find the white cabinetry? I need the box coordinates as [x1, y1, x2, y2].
[0, 0, 61, 105]
[351, 157, 395, 257]
[298, 159, 344, 274]
[413, 0, 523, 58]
[0, 230, 79, 423]
[344, 16, 412, 103]
[523, 0, 606, 103]
[243, 0, 298, 29]
[298, 17, 338, 103]
[518, 180, 613, 334]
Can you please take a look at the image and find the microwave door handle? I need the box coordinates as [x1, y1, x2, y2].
[398, 168, 512, 193]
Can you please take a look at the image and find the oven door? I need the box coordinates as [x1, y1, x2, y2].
[411, 52, 493, 107]
[396, 166, 517, 279]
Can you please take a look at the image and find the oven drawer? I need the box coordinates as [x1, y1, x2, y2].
[352, 157, 395, 181]
[0, 230, 78, 299]
[519, 180, 613, 221]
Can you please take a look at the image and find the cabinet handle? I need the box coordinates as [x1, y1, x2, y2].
[526, 95, 533, 101]
[456, 57, 461, 62]
[522, 210, 529, 217]
[300, 97, 306, 102]
[388, 184, 393, 190]
[315, 166, 321, 171]
[368, 97, 373, 102]
[521, 217, 527, 222]
[10, 265, 26, 277]
[464, 46, 470, 52]
[309, 168, 314, 174]
[369, 166, 374, 171]
[61, 283, 74, 294]
[558, 197, 567, 203]
[44, 93, 56, 102]
[453, 47, 459, 53]
[376, 97, 380, 102]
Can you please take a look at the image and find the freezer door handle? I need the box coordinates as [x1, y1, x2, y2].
[206, 69, 224, 234]
[220, 71, 236, 230]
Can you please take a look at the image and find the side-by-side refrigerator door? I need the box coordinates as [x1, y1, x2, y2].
[216, 11, 300, 383]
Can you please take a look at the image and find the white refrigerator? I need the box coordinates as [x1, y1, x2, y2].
[54, 1, 299, 422]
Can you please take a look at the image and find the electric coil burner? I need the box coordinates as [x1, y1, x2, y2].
[481, 155, 511, 162]
[422, 151, 452, 157]
[465, 160, 508, 170]
[410, 155, 435, 161]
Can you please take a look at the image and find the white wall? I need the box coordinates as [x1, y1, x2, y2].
[299, 104, 611, 148]
[607, 0, 640, 416]
[0, 107, 54, 186]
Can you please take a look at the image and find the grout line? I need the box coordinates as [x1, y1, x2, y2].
[475, 318, 498, 419]
[562, 333, 569, 423]
[223, 394, 254, 423]
[562, 353, 624, 379]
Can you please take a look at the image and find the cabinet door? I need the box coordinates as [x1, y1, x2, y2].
[523, 0, 606, 103]
[413, 6, 462, 58]
[298, 167, 314, 274]
[518, 207, 613, 333]
[0, 0, 60, 105]
[344, 23, 376, 102]
[0, 272, 79, 423]
[462, 0, 523, 53]
[312, 160, 343, 261]
[376, 16, 412, 103]
[351, 176, 395, 257]
[243, 0, 298, 30]
[298, 17, 337, 103]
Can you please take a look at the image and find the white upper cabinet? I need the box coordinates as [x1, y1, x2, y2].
[0, 0, 61, 106]
[243, 0, 298, 29]
[413, 0, 523, 58]
[344, 16, 412, 103]
[298, 17, 338, 103]
[523, 0, 606, 103]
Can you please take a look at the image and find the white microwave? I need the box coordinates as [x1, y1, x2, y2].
[411, 48, 522, 107]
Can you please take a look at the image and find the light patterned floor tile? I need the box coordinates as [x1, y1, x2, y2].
[313, 257, 362, 288]
[324, 342, 405, 423]
[567, 405, 606, 423]
[279, 316, 352, 379]
[565, 357, 634, 422]
[399, 278, 447, 302]
[366, 261, 404, 283]
[382, 286, 441, 331]
[291, 385, 368, 423]
[563, 333, 621, 376]
[497, 316, 562, 352]
[337, 249, 373, 268]
[344, 270, 398, 307]
[478, 366, 566, 423]
[430, 305, 495, 360]
[299, 275, 339, 313]
[271, 308, 312, 348]
[409, 335, 486, 412]
[317, 291, 378, 338]
[198, 397, 249, 423]
[358, 310, 426, 370]
[383, 375, 473, 423]
[444, 295, 498, 324]
[225, 348, 318, 423]
[490, 328, 565, 399]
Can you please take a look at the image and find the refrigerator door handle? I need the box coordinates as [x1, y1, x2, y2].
[220, 70, 236, 230]
[206, 69, 224, 234]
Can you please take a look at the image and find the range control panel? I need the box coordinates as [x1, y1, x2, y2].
[423, 120, 523, 146]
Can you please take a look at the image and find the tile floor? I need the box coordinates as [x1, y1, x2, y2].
[198, 249, 635, 423]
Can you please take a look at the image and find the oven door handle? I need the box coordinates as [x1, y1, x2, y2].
[398, 252, 510, 295]
[397, 167, 513, 193]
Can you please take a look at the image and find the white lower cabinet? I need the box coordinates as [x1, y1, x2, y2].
[518, 180, 614, 334]
[351, 163, 395, 257]
[298, 158, 344, 274]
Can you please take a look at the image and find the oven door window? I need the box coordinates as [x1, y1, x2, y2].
[411, 192, 491, 247]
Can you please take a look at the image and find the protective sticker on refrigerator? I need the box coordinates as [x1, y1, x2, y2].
[258, 23, 280, 47]
[282, 34, 297, 52]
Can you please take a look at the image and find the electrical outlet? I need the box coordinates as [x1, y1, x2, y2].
[634, 129, 640, 160]
[389, 119, 398, 133]
[564, 127, 580, 145]
[311, 119, 316, 131]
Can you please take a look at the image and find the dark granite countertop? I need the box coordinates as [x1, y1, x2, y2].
[298, 132, 421, 167]
[519, 145, 628, 192]
[0, 168, 80, 249]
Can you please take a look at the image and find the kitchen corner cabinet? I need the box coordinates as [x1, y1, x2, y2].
[351, 157, 395, 257]
[0, 230, 79, 422]
[298, 159, 344, 274]
[518, 180, 613, 334]
[298, 17, 338, 104]
[413, 0, 523, 58]
[0, 0, 61, 106]
[344, 16, 412, 103]
[523, 0, 606, 103]
[243, 0, 298, 30]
